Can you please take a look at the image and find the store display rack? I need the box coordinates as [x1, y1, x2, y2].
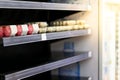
[0, 0, 92, 80]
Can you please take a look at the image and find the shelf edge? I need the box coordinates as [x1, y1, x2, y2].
[3, 29, 91, 47]
[4, 51, 92, 80]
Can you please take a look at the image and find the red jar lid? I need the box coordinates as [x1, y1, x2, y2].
[0, 27, 3, 38]
[27, 24, 33, 35]
[16, 25, 22, 36]
[3, 26, 11, 37]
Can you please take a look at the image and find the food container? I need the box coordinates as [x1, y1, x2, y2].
[76, 20, 85, 25]
[27, 24, 33, 35]
[9, 25, 18, 37]
[36, 22, 48, 28]
[73, 25, 79, 30]
[47, 27, 56, 32]
[83, 24, 90, 29]
[39, 27, 47, 33]
[0, 27, 3, 38]
[16, 25, 22, 36]
[21, 24, 29, 36]
[3, 26, 11, 37]
[32, 24, 39, 34]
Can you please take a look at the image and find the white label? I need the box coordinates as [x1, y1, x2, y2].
[10, 25, 17, 36]
[41, 33, 47, 41]
[32, 24, 39, 34]
[21, 25, 28, 36]
[88, 51, 92, 57]
[88, 29, 91, 34]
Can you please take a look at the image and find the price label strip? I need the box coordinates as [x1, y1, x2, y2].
[41, 33, 47, 41]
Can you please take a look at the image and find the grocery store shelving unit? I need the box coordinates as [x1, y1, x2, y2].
[0, 0, 93, 80]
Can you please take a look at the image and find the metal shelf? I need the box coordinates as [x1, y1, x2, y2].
[0, 1, 91, 11]
[52, 75, 92, 80]
[0, 51, 92, 80]
[3, 29, 91, 46]
[80, 77, 92, 80]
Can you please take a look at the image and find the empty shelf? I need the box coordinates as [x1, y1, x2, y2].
[3, 29, 91, 46]
[0, 51, 92, 80]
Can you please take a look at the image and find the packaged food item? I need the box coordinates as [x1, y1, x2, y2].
[52, 22, 56, 26]
[32, 24, 39, 34]
[47, 27, 52, 32]
[66, 20, 76, 26]
[73, 25, 80, 30]
[76, 20, 85, 25]
[62, 21, 68, 26]
[51, 27, 57, 32]
[47, 27, 56, 32]
[56, 26, 62, 32]
[66, 26, 73, 30]
[50, 21, 59, 26]
[39, 27, 47, 33]
[21, 24, 29, 36]
[3, 26, 11, 37]
[56, 21, 60, 26]
[78, 25, 84, 29]
[59, 21, 63, 26]
[36, 22, 48, 28]
[83, 24, 90, 29]
[62, 26, 68, 31]
[27, 24, 33, 35]
[16, 24, 29, 36]
[0, 27, 3, 38]
[51, 20, 76, 26]
[9, 25, 18, 36]
[16, 25, 22, 36]
[59, 26, 64, 31]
